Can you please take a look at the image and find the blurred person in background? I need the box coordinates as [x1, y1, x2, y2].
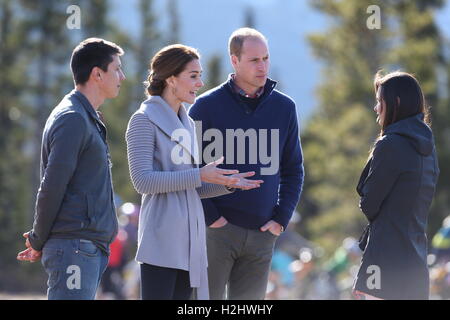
[267, 212, 314, 299]
[99, 228, 127, 299]
[267, 249, 296, 299]
[289, 248, 336, 300]
[118, 202, 141, 299]
[429, 215, 450, 299]
[324, 237, 361, 299]
[431, 215, 450, 263]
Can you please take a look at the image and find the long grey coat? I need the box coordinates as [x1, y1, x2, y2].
[126, 96, 231, 299]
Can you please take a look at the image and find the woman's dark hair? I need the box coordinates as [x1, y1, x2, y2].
[145, 44, 200, 96]
[374, 70, 430, 135]
[70, 38, 124, 85]
[368, 70, 431, 158]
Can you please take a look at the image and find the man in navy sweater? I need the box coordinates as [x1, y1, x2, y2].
[189, 28, 304, 299]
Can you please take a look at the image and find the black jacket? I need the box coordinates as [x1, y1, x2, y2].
[354, 113, 439, 299]
[28, 90, 118, 253]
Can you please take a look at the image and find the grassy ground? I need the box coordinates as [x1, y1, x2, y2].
[0, 292, 46, 300]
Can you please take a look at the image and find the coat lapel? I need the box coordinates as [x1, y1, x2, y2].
[141, 96, 197, 164]
[178, 103, 200, 165]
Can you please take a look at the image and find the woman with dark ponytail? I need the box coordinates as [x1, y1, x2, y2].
[353, 71, 439, 300]
[126, 44, 262, 300]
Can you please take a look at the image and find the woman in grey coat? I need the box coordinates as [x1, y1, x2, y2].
[126, 44, 262, 300]
[353, 71, 439, 300]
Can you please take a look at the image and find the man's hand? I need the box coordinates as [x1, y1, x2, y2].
[17, 232, 42, 263]
[260, 220, 283, 236]
[209, 216, 228, 229]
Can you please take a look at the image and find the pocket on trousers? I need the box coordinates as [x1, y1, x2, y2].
[218, 222, 232, 230]
[261, 228, 279, 239]
[209, 222, 231, 231]
[76, 240, 99, 257]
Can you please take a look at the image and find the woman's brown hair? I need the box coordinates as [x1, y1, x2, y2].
[144, 44, 200, 96]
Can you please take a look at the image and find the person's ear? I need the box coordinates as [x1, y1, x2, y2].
[91, 67, 103, 82]
[396, 96, 401, 107]
[231, 55, 239, 68]
[166, 75, 176, 88]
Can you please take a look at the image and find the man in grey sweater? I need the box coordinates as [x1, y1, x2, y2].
[17, 38, 126, 300]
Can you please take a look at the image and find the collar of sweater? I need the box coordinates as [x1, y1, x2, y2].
[140, 95, 198, 162]
[224, 73, 277, 102]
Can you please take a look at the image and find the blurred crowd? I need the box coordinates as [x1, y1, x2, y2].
[266, 214, 450, 300]
[429, 216, 450, 300]
[96, 201, 450, 300]
[97, 200, 140, 300]
[265, 212, 360, 300]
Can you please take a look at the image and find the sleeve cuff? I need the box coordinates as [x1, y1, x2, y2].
[202, 199, 222, 227]
[271, 205, 290, 231]
[28, 230, 44, 251]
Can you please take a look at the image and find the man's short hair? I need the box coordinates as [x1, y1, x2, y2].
[228, 28, 268, 59]
[70, 38, 124, 85]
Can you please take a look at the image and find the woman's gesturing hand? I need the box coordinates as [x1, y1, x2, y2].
[200, 157, 264, 190]
[200, 156, 240, 185]
[227, 171, 264, 190]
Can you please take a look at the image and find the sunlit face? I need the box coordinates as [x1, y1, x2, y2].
[171, 59, 204, 104]
[232, 37, 269, 92]
[374, 86, 386, 126]
[99, 54, 126, 99]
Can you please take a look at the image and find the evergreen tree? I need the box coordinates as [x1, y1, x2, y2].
[81, 0, 109, 37]
[77, 0, 138, 204]
[300, 0, 388, 253]
[167, 0, 180, 44]
[102, 0, 160, 204]
[199, 54, 223, 94]
[0, 0, 29, 238]
[19, 0, 75, 216]
[136, 0, 159, 84]
[385, 0, 449, 236]
[0, 0, 36, 290]
[244, 6, 256, 28]
[301, 0, 448, 255]
[0, 0, 75, 292]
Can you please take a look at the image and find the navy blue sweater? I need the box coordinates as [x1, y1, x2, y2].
[188, 77, 304, 230]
